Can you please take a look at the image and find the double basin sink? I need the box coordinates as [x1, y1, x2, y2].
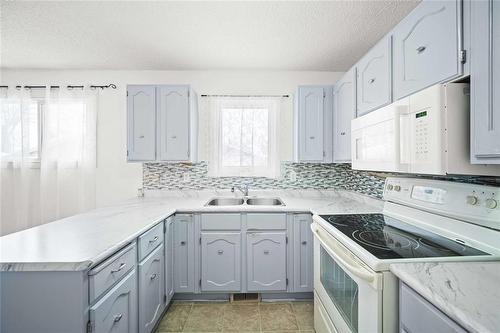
[205, 197, 285, 206]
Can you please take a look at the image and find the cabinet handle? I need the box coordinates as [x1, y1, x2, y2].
[171, 135, 177, 139]
[340, 132, 346, 136]
[309, 136, 315, 139]
[180, 241, 186, 245]
[218, 250, 224, 255]
[264, 250, 270, 255]
[416, 46, 426, 54]
[150, 273, 158, 280]
[113, 314, 123, 323]
[111, 263, 126, 273]
[149, 236, 159, 243]
[139, 135, 145, 139]
[302, 241, 307, 245]
[369, 78, 376, 84]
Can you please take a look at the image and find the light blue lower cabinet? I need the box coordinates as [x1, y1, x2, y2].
[292, 215, 313, 292]
[89, 269, 138, 333]
[201, 232, 241, 292]
[139, 244, 165, 333]
[164, 217, 175, 303]
[173, 214, 195, 293]
[246, 232, 287, 292]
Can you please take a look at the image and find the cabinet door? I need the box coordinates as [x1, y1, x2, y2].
[334, 70, 355, 163]
[139, 245, 164, 333]
[247, 232, 287, 291]
[471, 0, 500, 164]
[127, 85, 156, 161]
[293, 215, 313, 293]
[165, 218, 174, 304]
[90, 269, 138, 333]
[356, 36, 392, 115]
[393, 0, 462, 100]
[173, 214, 195, 293]
[157, 85, 190, 161]
[298, 86, 325, 161]
[201, 232, 241, 292]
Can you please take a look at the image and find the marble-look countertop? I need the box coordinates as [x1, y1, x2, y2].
[0, 189, 383, 272]
[390, 262, 500, 333]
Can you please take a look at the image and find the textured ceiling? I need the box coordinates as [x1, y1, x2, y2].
[0, 1, 420, 71]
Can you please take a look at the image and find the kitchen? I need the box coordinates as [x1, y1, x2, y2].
[0, 1, 499, 333]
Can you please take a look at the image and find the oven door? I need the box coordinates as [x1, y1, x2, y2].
[311, 223, 384, 333]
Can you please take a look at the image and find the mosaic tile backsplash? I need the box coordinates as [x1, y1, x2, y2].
[143, 162, 387, 198]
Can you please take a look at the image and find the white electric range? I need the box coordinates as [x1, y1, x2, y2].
[311, 177, 500, 333]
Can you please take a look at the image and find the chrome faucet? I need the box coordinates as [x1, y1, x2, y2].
[231, 184, 249, 197]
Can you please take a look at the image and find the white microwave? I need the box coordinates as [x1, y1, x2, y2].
[351, 83, 500, 176]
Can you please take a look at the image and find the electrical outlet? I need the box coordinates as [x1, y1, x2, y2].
[183, 173, 191, 182]
[289, 170, 297, 182]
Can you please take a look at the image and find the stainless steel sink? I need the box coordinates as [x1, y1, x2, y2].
[246, 198, 284, 206]
[204, 197, 285, 206]
[206, 198, 245, 206]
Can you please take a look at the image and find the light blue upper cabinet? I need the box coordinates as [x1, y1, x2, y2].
[392, 0, 463, 100]
[295, 86, 333, 162]
[470, 0, 500, 164]
[356, 36, 392, 116]
[201, 232, 241, 292]
[127, 84, 197, 162]
[333, 69, 356, 163]
[157, 85, 190, 161]
[127, 85, 156, 161]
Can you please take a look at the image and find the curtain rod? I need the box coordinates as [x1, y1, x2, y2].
[200, 94, 290, 98]
[0, 84, 117, 90]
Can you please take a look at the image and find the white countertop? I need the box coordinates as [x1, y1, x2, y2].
[390, 261, 500, 333]
[0, 189, 383, 272]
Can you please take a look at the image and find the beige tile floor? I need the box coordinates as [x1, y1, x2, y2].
[155, 301, 315, 333]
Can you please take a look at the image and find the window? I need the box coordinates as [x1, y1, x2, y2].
[208, 97, 280, 178]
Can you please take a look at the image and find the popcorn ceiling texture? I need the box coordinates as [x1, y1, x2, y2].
[143, 161, 387, 199]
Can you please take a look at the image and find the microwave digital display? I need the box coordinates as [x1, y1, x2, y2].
[415, 111, 428, 119]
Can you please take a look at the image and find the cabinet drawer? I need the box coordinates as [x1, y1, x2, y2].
[89, 243, 137, 302]
[400, 282, 466, 333]
[247, 214, 286, 230]
[356, 36, 392, 115]
[90, 269, 138, 333]
[393, 0, 461, 99]
[138, 222, 164, 261]
[201, 214, 241, 230]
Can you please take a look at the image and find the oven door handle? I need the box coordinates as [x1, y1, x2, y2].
[312, 223, 375, 284]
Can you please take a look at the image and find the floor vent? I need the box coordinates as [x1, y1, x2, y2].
[231, 293, 260, 303]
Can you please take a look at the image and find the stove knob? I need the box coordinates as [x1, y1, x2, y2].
[485, 198, 498, 209]
[394, 185, 401, 192]
[387, 184, 394, 191]
[466, 195, 478, 206]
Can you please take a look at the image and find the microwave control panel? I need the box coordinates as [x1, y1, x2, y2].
[414, 110, 430, 161]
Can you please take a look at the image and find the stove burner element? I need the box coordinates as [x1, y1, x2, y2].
[319, 213, 488, 260]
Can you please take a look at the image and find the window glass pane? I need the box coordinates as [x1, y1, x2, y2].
[220, 107, 269, 168]
[56, 101, 85, 162]
[0, 101, 39, 160]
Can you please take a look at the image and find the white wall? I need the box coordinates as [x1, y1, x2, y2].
[1, 69, 342, 211]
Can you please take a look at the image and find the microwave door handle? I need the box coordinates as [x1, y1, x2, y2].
[311, 224, 376, 284]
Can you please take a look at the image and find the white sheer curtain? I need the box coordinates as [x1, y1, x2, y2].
[204, 96, 281, 178]
[0, 87, 97, 235]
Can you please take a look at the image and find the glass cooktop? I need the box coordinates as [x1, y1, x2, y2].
[319, 214, 488, 260]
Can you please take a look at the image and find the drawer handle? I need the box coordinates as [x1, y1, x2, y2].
[180, 241, 186, 245]
[113, 314, 123, 323]
[149, 236, 159, 243]
[340, 132, 346, 136]
[111, 263, 126, 273]
[139, 135, 145, 139]
[264, 250, 270, 255]
[150, 273, 158, 280]
[218, 250, 224, 255]
[416, 46, 426, 54]
[309, 136, 315, 140]
[369, 78, 376, 84]
[302, 241, 307, 245]
[171, 135, 177, 139]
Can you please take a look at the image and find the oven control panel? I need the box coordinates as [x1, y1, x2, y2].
[383, 177, 500, 230]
